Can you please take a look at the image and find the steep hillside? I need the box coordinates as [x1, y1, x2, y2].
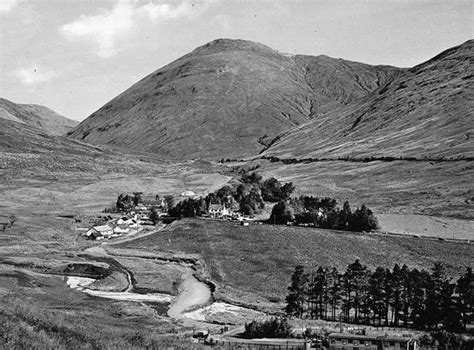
[69, 39, 400, 160]
[264, 40, 474, 160]
[0, 98, 77, 136]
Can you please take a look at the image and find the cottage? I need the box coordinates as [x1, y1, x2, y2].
[84, 224, 114, 240]
[208, 204, 231, 218]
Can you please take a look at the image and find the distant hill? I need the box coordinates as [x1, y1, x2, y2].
[264, 40, 474, 160]
[0, 98, 77, 136]
[68, 39, 400, 159]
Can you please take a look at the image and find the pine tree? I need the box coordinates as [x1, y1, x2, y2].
[285, 265, 308, 318]
[456, 267, 473, 331]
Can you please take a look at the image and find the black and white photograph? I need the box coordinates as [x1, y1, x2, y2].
[0, 0, 472, 348]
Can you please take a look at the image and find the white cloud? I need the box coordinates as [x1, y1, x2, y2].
[0, 0, 19, 13]
[15, 66, 56, 86]
[60, 0, 202, 58]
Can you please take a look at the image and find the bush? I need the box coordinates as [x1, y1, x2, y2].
[244, 318, 292, 339]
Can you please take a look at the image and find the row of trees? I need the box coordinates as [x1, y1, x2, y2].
[286, 260, 472, 333]
[270, 196, 378, 232]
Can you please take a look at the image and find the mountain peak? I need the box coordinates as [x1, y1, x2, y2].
[190, 38, 280, 57]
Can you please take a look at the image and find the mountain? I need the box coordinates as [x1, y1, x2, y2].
[0, 98, 78, 136]
[68, 39, 400, 159]
[263, 40, 474, 160]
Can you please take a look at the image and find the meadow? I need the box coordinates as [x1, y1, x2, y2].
[118, 218, 473, 312]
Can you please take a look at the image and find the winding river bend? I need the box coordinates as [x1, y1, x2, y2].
[66, 246, 213, 319]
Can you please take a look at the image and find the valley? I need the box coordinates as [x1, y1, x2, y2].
[1, 37, 472, 349]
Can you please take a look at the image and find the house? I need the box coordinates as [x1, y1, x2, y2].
[84, 224, 114, 240]
[181, 190, 196, 197]
[208, 204, 231, 218]
[141, 195, 165, 209]
[328, 333, 417, 350]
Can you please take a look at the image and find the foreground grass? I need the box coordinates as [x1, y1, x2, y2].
[0, 268, 196, 349]
[118, 218, 473, 311]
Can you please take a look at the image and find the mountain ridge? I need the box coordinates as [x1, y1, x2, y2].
[68, 38, 402, 159]
[0, 98, 77, 136]
[263, 39, 474, 160]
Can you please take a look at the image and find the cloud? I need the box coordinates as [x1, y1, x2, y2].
[60, 0, 204, 58]
[0, 0, 19, 12]
[15, 66, 56, 86]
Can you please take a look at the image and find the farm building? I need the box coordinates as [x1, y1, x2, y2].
[328, 333, 416, 350]
[208, 204, 231, 218]
[83, 224, 114, 240]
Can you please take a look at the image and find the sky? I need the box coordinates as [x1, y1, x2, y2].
[0, 0, 472, 121]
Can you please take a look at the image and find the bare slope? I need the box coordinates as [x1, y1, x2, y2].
[0, 98, 77, 136]
[69, 39, 399, 160]
[264, 40, 474, 160]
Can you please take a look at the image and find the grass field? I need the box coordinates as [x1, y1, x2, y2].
[118, 218, 473, 312]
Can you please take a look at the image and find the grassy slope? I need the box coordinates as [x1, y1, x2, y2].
[0, 97, 77, 136]
[118, 218, 473, 311]
[69, 39, 399, 160]
[265, 40, 474, 160]
[256, 159, 474, 219]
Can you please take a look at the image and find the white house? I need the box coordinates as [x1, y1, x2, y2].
[208, 204, 231, 218]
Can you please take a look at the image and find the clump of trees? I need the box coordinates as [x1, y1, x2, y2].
[270, 196, 378, 232]
[286, 261, 472, 333]
[168, 197, 207, 218]
[169, 171, 295, 217]
[243, 318, 292, 339]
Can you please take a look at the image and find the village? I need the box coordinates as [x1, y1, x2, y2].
[81, 190, 253, 241]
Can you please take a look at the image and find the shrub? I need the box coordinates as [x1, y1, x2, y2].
[244, 317, 292, 339]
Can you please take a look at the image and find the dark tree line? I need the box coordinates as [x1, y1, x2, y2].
[270, 196, 378, 232]
[286, 261, 473, 333]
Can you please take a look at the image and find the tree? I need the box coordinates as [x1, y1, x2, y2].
[286, 265, 308, 318]
[269, 201, 294, 224]
[456, 267, 473, 331]
[368, 267, 390, 325]
[244, 318, 292, 339]
[351, 205, 378, 232]
[343, 259, 370, 323]
[336, 201, 352, 231]
[132, 192, 142, 206]
[116, 193, 132, 211]
[149, 208, 159, 225]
